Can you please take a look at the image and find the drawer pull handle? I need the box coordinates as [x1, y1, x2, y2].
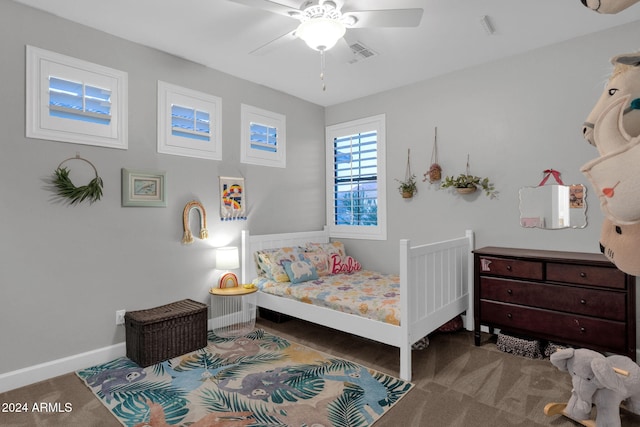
[507, 289, 513, 295]
[580, 327, 586, 333]
[580, 272, 587, 278]
[580, 299, 586, 305]
[507, 313, 512, 319]
[506, 265, 512, 271]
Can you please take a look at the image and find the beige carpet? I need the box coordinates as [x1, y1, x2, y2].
[3, 316, 640, 426]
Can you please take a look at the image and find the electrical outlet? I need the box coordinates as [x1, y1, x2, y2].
[115, 310, 126, 325]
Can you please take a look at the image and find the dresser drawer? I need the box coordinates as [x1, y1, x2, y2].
[547, 263, 626, 290]
[477, 256, 543, 280]
[480, 277, 626, 321]
[480, 301, 627, 352]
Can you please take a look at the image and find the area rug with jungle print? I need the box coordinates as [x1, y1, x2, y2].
[76, 329, 413, 427]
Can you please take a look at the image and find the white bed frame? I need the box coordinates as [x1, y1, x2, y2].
[241, 227, 475, 381]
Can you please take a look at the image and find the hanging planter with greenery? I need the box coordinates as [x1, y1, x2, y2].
[423, 126, 442, 183]
[440, 155, 497, 199]
[397, 149, 417, 198]
[397, 174, 418, 198]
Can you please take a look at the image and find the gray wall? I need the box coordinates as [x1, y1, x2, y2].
[2, 0, 639, 376]
[0, 1, 325, 374]
[326, 21, 640, 274]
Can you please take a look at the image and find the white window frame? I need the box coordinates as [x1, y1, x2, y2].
[157, 81, 222, 160]
[241, 104, 286, 168]
[26, 45, 128, 149]
[326, 114, 387, 240]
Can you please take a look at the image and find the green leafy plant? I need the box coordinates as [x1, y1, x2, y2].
[396, 174, 417, 197]
[53, 166, 104, 205]
[440, 173, 497, 198]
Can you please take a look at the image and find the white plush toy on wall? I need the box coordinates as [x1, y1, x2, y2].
[580, 53, 640, 275]
[581, 0, 640, 13]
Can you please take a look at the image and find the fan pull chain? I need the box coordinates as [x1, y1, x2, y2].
[320, 50, 326, 91]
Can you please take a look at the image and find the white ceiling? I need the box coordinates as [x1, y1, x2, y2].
[12, 0, 640, 106]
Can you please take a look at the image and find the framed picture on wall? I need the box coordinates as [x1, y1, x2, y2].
[219, 176, 246, 220]
[122, 169, 167, 207]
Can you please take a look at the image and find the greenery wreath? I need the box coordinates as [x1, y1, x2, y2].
[53, 155, 104, 205]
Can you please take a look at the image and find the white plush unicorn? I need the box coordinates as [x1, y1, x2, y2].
[581, 53, 640, 275]
[580, 0, 640, 13]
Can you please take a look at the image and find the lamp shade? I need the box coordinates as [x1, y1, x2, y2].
[296, 18, 346, 51]
[215, 246, 239, 270]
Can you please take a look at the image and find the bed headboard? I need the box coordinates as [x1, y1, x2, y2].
[241, 227, 330, 283]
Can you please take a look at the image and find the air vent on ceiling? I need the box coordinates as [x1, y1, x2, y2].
[348, 41, 378, 64]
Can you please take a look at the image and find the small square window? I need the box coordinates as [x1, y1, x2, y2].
[26, 45, 128, 149]
[157, 81, 222, 160]
[241, 104, 286, 168]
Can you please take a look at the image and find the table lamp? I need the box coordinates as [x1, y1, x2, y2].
[215, 246, 239, 288]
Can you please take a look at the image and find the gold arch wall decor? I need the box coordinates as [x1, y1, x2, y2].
[182, 200, 208, 244]
[52, 154, 104, 205]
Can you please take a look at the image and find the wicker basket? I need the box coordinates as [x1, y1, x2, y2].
[125, 299, 208, 367]
[456, 186, 477, 194]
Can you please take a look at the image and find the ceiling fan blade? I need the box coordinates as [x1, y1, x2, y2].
[344, 8, 423, 28]
[227, 0, 301, 18]
[249, 29, 298, 55]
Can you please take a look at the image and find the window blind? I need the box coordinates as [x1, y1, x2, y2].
[250, 122, 278, 153]
[48, 76, 111, 125]
[333, 131, 378, 226]
[171, 104, 211, 142]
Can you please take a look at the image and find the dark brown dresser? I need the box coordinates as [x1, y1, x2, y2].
[474, 247, 636, 360]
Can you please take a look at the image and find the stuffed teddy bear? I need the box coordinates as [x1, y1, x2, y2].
[550, 348, 640, 427]
[581, 53, 640, 275]
[580, 0, 640, 13]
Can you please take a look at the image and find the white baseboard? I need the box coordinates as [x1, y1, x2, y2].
[0, 321, 218, 394]
[0, 342, 126, 394]
[1, 321, 217, 394]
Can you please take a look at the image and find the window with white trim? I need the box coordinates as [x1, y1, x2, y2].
[26, 45, 128, 149]
[326, 114, 387, 240]
[157, 81, 222, 160]
[241, 104, 286, 168]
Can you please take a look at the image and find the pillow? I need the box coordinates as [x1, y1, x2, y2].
[254, 252, 270, 277]
[302, 251, 330, 276]
[256, 246, 304, 282]
[329, 253, 362, 274]
[282, 260, 318, 284]
[305, 241, 346, 259]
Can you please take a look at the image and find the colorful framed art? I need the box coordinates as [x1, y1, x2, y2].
[219, 176, 246, 220]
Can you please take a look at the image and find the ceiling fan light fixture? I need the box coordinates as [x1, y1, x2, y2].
[296, 18, 346, 51]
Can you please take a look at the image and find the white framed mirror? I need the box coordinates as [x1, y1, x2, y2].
[519, 184, 587, 229]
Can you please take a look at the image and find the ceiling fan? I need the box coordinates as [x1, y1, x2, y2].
[229, 0, 424, 54]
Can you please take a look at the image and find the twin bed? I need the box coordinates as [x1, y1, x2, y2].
[241, 227, 475, 381]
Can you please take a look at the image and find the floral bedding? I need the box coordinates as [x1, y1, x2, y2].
[253, 270, 401, 325]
